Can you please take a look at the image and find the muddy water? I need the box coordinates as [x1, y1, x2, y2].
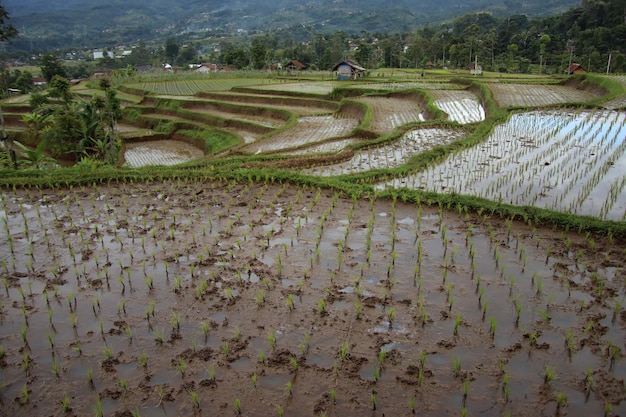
[0, 181, 624, 416]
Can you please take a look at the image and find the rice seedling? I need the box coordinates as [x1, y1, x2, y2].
[454, 315, 462, 335]
[189, 390, 200, 409]
[339, 342, 350, 362]
[177, 358, 188, 376]
[407, 397, 416, 413]
[136, 351, 148, 369]
[51, 358, 61, 379]
[231, 326, 242, 342]
[59, 392, 71, 413]
[452, 356, 461, 377]
[119, 377, 128, 393]
[298, 332, 310, 355]
[170, 311, 180, 331]
[286, 294, 295, 311]
[93, 397, 103, 417]
[235, 398, 242, 414]
[277, 405, 284, 417]
[285, 381, 293, 396]
[268, 329, 277, 350]
[372, 365, 380, 382]
[354, 301, 363, 319]
[370, 392, 377, 410]
[317, 299, 326, 315]
[153, 328, 165, 345]
[556, 392, 568, 409]
[254, 289, 266, 308]
[258, 350, 266, 363]
[584, 368, 594, 397]
[377, 348, 388, 370]
[544, 366, 555, 384]
[489, 316, 497, 337]
[221, 342, 230, 357]
[607, 341, 621, 369]
[21, 384, 29, 404]
[387, 306, 396, 324]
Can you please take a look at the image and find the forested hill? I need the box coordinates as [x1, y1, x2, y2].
[4, 0, 578, 50]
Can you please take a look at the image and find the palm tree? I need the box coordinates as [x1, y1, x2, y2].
[14, 141, 55, 169]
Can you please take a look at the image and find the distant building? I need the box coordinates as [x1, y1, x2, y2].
[565, 63, 586, 75]
[195, 63, 234, 73]
[92, 69, 114, 78]
[332, 60, 365, 80]
[285, 60, 306, 72]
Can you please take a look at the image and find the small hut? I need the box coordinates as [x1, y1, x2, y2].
[332, 60, 365, 80]
[285, 60, 306, 72]
[565, 63, 586, 75]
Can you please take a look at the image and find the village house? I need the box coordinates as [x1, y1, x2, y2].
[194, 63, 234, 73]
[285, 60, 306, 72]
[565, 63, 587, 75]
[332, 60, 365, 80]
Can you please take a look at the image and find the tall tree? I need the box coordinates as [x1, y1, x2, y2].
[0, 1, 17, 41]
[1, 1, 17, 168]
[164, 38, 180, 64]
[250, 41, 267, 70]
[126, 41, 152, 66]
[39, 54, 67, 83]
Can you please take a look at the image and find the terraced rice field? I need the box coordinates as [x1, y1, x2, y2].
[124, 140, 205, 167]
[428, 90, 485, 123]
[251, 81, 340, 95]
[243, 115, 359, 153]
[305, 128, 467, 176]
[489, 84, 598, 107]
[351, 82, 461, 90]
[180, 105, 285, 129]
[117, 123, 158, 139]
[357, 96, 426, 133]
[284, 138, 361, 155]
[131, 78, 281, 96]
[379, 109, 626, 220]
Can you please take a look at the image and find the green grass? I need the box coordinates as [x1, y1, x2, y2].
[176, 129, 240, 155]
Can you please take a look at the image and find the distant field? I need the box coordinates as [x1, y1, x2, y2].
[129, 78, 281, 95]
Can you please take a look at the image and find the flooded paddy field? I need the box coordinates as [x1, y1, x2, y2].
[0, 179, 624, 416]
[428, 90, 486, 124]
[124, 140, 205, 168]
[380, 109, 626, 221]
[242, 116, 359, 154]
[305, 128, 467, 176]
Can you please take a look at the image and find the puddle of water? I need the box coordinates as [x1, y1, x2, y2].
[306, 354, 335, 369]
[230, 356, 253, 372]
[258, 373, 292, 390]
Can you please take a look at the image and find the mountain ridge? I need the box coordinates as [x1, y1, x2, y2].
[3, 0, 579, 51]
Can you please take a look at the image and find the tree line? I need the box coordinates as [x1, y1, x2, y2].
[3, 0, 626, 92]
[90, 0, 626, 74]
